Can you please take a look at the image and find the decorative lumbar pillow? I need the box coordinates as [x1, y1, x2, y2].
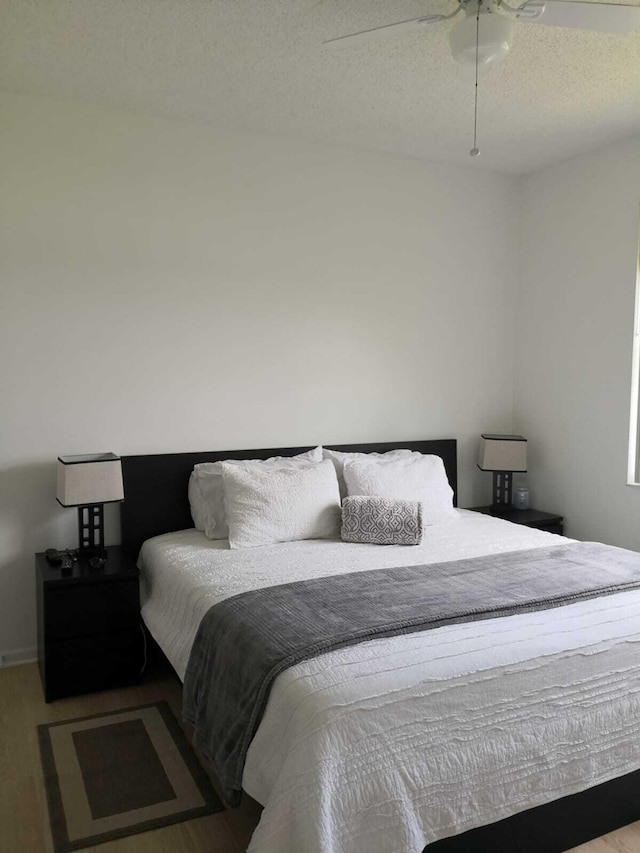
[188, 446, 323, 540]
[341, 496, 423, 545]
[322, 447, 416, 499]
[221, 459, 341, 549]
[343, 454, 457, 527]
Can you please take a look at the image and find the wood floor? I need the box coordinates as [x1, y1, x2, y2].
[2, 659, 640, 853]
[0, 657, 262, 852]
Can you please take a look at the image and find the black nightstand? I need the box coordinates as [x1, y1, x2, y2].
[36, 546, 144, 702]
[470, 506, 564, 536]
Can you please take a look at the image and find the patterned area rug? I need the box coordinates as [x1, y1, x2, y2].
[38, 701, 223, 852]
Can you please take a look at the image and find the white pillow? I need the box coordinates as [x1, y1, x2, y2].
[222, 459, 341, 549]
[343, 454, 457, 527]
[188, 446, 323, 539]
[322, 447, 416, 499]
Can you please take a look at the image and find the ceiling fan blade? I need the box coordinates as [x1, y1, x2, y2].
[516, 0, 640, 33]
[323, 15, 447, 48]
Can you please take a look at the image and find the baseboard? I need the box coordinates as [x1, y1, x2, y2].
[0, 646, 37, 668]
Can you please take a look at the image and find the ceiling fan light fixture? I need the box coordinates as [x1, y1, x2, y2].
[449, 10, 512, 69]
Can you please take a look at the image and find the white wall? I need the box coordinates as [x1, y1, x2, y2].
[515, 136, 640, 546]
[0, 93, 519, 662]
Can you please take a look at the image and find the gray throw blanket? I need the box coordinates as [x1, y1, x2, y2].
[183, 541, 640, 806]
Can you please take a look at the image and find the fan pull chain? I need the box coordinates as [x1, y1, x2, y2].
[470, 2, 481, 157]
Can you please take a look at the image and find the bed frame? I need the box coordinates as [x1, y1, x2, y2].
[120, 438, 640, 853]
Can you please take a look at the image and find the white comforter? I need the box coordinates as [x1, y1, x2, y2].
[139, 511, 640, 853]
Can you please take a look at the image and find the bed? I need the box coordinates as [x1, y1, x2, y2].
[120, 439, 640, 853]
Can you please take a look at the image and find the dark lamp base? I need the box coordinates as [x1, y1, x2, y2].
[491, 471, 514, 512]
[77, 504, 106, 556]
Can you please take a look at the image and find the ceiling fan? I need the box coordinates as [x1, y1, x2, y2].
[324, 0, 640, 72]
[324, 0, 640, 157]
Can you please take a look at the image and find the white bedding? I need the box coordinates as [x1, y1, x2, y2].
[139, 511, 640, 853]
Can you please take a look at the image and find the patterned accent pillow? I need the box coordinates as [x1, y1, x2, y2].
[341, 496, 423, 546]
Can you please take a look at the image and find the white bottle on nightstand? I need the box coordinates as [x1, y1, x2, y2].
[513, 484, 530, 511]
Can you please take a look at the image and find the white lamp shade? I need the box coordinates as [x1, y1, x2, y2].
[57, 453, 124, 506]
[478, 435, 527, 472]
[449, 11, 512, 70]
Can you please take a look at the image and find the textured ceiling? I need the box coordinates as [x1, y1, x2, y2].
[1, 0, 639, 173]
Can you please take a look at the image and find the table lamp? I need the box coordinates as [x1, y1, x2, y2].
[477, 434, 527, 514]
[56, 453, 124, 556]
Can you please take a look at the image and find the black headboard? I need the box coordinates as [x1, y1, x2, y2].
[120, 439, 457, 559]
